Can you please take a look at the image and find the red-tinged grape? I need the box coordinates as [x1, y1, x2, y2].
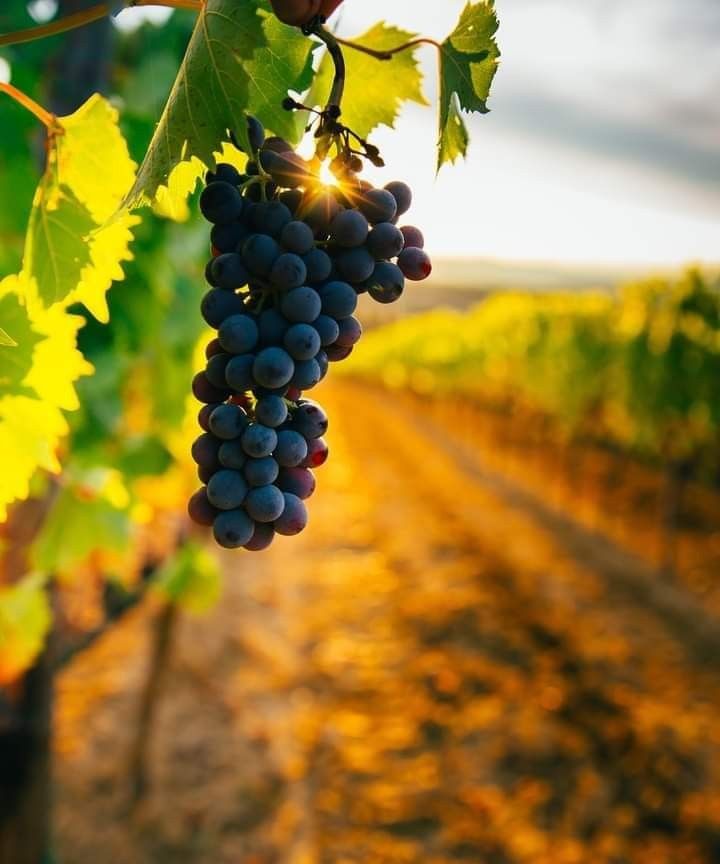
[301, 437, 328, 469]
[188, 488, 217, 527]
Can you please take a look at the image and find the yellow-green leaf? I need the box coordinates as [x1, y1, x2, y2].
[155, 541, 221, 614]
[0, 273, 93, 520]
[438, 1, 500, 169]
[22, 94, 139, 318]
[0, 575, 51, 685]
[308, 22, 428, 141]
[0, 328, 17, 347]
[126, 0, 265, 210]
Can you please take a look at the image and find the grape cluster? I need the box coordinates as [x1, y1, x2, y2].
[189, 116, 431, 550]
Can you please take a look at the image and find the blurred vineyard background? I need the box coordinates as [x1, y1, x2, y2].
[2, 2, 720, 863]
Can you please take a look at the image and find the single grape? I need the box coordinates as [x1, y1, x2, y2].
[330, 209, 369, 247]
[255, 395, 288, 428]
[315, 349, 329, 379]
[198, 464, 214, 484]
[188, 488, 218, 527]
[280, 220, 315, 255]
[384, 180, 412, 216]
[284, 323, 321, 361]
[206, 163, 242, 186]
[277, 467, 316, 499]
[291, 400, 328, 439]
[201, 289, 245, 328]
[335, 247, 375, 284]
[210, 223, 249, 256]
[257, 308, 290, 347]
[273, 493, 307, 535]
[367, 261, 404, 303]
[245, 485, 286, 522]
[286, 386, 302, 402]
[242, 423, 279, 458]
[246, 115, 265, 151]
[280, 287, 322, 323]
[302, 190, 341, 234]
[263, 136, 293, 154]
[244, 522, 276, 551]
[209, 404, 249, 440]
[191, 432, 221, 468]
[300, 436, 328, 469]
[200, 181, 244, 224]
[397, 247, 432, 281]
[192, 372, 229, 404]
[318, 281, 358, 319]
[252, 200, 292, 237]
[207, 469, 248, 510]
[225, 354, 255, 392]
[274, 429, 309, 468]
[358, 188, 397, 224]
[206, 353, 231, 389]
[218, 314, 259, 354]
[253, 347, 295, 389]
[218, 439, 247, 470]
[314, 315, 340, 346]
[242, 234, 282, 277]
[335, 316, 362, 347]
[367, 222, 405, 260]
[279, 188, 303, 213]
[244, 456, 280, 487]
[205, 338, 223, 359]
[291, 358, 322, 390]
[264, 151, 309, 188]
[198, 402, 221, 432]
[302, 248, 332, 283]
[399, 225, 424, 249]
[213, 509, 255, 548]
[269, 252, 307, 290]
[325, 344, 353, 362]
[211, 253, 250, 290]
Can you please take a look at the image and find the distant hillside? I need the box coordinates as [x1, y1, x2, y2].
[359, 258, 687, 326]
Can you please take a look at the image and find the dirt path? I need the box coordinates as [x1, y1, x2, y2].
[55, 380, 720, 864]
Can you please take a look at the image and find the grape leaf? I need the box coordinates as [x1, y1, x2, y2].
[307, 23, 428, 141]
[0, 575, 51, 685]
[243, 8, 318, 144]
[23, 94, 139, 318]
[0, 328, 16, 347]
[125, 0, 265, 210]
[31, 474, 131, 575]
[438, 0, 500, 169]
[0, 283, 42, 393]
[155, 541, 221, 614]
[0, 273, 93, 519]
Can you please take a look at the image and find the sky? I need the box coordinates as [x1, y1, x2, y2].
[112, 2, 718, 264]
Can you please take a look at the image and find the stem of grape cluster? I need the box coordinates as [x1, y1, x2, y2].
[0, 0, 200, 48]
[312, 24, 346, 124]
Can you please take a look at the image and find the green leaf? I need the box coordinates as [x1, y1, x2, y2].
[25, 185, 95, 308]
[308, 22, 428, 141]
[155, 541, 221, 614]
[0, 328, 15, 347]
[126, 0, 266, 209]
[0, 575, 51, 684]
[22, 95, 139, 318]
[0, 285, 42, 393]
[31, 475, 131, 575]
[438, 0, 500, 170]
[243, 8, 318, 144]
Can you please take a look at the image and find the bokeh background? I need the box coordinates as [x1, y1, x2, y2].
[1, 1, 720, 862]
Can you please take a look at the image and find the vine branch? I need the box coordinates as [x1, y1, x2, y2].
[334, 34, 442, 61]
[0, 82, 58, 130]
[312, 23, 346, 122]
[0, 0, 201, 48]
